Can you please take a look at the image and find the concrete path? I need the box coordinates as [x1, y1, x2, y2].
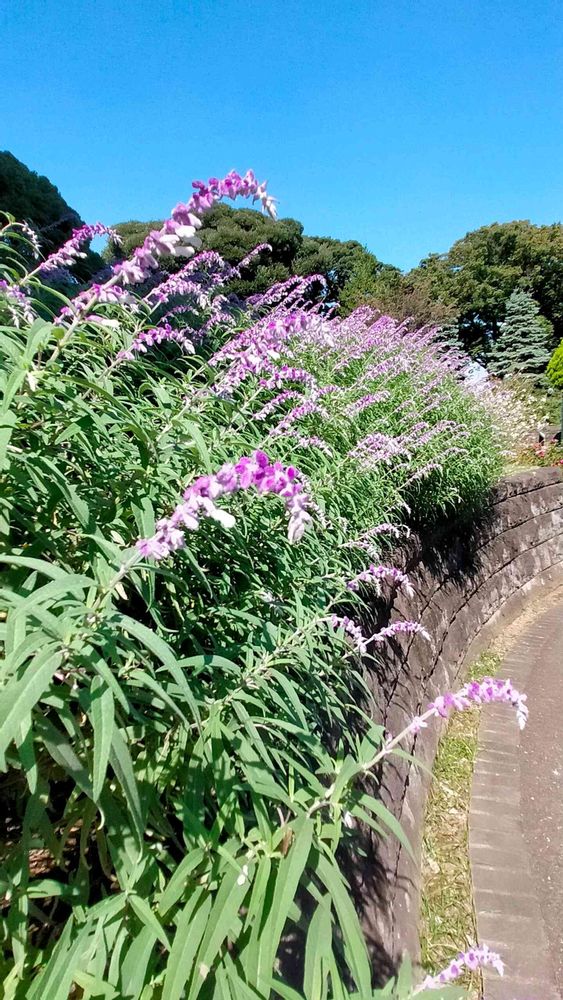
[469, 599, 563, 1000]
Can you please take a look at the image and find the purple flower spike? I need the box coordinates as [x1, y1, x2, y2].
[330, 615, 368, 655]
[116, 323, 195, 362]
[136, 451, 312, 560]
[346, 564, 413, 596]
[372, 621, 430, 643]
[39, 223, 121, 273]
[429, 676, 528, 729]
[417, 943, 504, 992]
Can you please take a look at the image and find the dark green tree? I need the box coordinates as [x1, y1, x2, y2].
[489, 290, 553, 378]
[0, 151, 80, 250]
[0, 151, 104, 278]
[107, 203, 391, 305]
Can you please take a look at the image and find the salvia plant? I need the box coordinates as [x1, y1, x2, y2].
[0, 171, 523, 998]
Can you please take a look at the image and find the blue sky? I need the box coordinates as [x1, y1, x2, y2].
[2, 0, 562, 270]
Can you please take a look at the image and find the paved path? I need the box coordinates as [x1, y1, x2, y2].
[469, 599, 563, 1000]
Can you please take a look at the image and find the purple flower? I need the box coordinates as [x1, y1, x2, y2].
[20, 221, 41, 257]
[136, 450, 311, 560]
[344, 391, 391, 417]
[371, 621, 430, 643]
[429, 676, 528, 729]
[0, 280, 35, 326]
[347, 564, 414, 596]
[253, 390, 303, 421]
[116, 323, 195, 361]
[39, 223, 121, 273]
[269, 399, 330, 438]
[349, 432, 409, 469]
[330, 615, 368, 655]
[56, 171, 276, 325]
[418, 944, 504, 992]
[259, 366, 318, 390]
[280, 434, 333, 456]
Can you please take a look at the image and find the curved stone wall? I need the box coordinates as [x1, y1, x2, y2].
[357, 467, 563, 974]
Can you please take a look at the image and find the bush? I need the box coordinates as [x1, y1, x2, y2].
[0, 175, 504, 998]
[547, 339, 563, 391]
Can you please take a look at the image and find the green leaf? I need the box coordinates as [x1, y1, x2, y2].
[89, 676, 115, 801]
[0, 408, 16, 470]
[184, 419, 212, 473]
[161, 889, 212, 1000]
[128, 893, 170, 951]
[157, 848, 206, 917]
[35, 715, 94, 798]
[119, 925, 157, 999]
[188, 864, 253, 1000]
[315, 854, 372, 997]
[0, 554, 68, 579]
[109, 728, 144, 842]
[303, 895, 332, 1000]
[257, 817, 314, 989]
[0, 646, 62, 763]
[356, 793, 414, 859]
[116, 614, 201, 730]
[128, 667, 190, 727]
[72, 970, 119, 999]
[26, 915, 85, 1000]
[32, 455, 93, 529]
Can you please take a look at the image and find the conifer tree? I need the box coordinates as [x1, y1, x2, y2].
[489, 289, 553, 377]
[438, 319, 464, 352]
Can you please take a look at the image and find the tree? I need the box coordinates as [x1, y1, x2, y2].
[295, 236, 389, 305]
[546, 341, 563, 437]
[107, 203, 392, 305]
[0, 151, 104, 278]
[408, 221, 563, 356]
[340, 257, 457, 328]
[0, 151, 80, 250]
[489, 290, 553, 378]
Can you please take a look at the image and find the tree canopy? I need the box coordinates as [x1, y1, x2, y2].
[107, 203, 390, 304]
[4, 150, 563, 378]
[409, 221, 563, 354]
[0, 151, 104, 278]
[340, 219, 563, 361]
[0, 151, 81, 251]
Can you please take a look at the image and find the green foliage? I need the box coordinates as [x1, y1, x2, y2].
[547, 339, 563, 391]
[0, 227, 502, 997]
[0, 151, 104, 279]
[488, 289, 553, 378]
[0, 151, 80, 253]
[107, 203, 390, 306]
[407, 221, 563, 356]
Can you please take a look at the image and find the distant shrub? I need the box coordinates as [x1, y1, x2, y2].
[547, 339, 563, 391]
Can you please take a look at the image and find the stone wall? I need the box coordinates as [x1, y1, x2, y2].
[358, 467, 563, 973]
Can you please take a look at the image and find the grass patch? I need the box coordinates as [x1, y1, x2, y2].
[419, 651, 501, 997]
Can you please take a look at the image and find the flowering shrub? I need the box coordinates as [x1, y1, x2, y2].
[466, 373, 544, 462]
[521, 439, 563, 467]
[0, 172, 511, 998]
